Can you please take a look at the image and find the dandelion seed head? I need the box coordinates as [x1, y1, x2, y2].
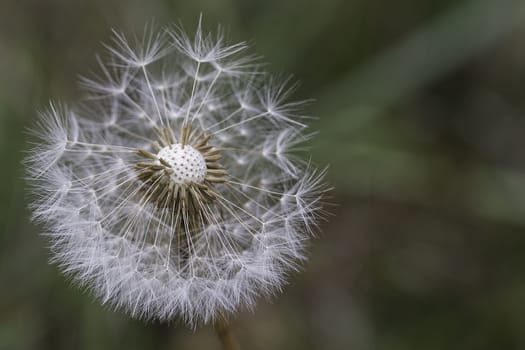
[25, 21, 330, 327]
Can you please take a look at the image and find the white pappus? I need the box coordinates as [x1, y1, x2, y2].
[25, 21, 329, 326]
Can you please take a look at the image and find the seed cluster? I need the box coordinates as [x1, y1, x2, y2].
[134, 124, 227, 216]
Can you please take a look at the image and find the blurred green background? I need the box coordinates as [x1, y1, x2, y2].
[2, 0, 525, 349]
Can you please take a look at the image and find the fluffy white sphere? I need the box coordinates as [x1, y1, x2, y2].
[25, 22, 329, 326]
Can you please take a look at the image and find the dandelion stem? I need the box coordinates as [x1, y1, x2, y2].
[214, 318, 240, 350]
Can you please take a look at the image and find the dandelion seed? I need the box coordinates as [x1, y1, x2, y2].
[25, 21, 330, 327]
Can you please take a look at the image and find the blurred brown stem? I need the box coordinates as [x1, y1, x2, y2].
[214, 318, 240, 350]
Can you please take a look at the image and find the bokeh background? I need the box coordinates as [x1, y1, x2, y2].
[2, 0, 525, 349]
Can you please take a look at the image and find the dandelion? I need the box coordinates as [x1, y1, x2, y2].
[25, 20, 329, 335]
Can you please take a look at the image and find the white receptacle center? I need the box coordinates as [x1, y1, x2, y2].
[157, 144, 207, 184]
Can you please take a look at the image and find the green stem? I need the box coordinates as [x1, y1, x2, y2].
[214, 318, 241, 350]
